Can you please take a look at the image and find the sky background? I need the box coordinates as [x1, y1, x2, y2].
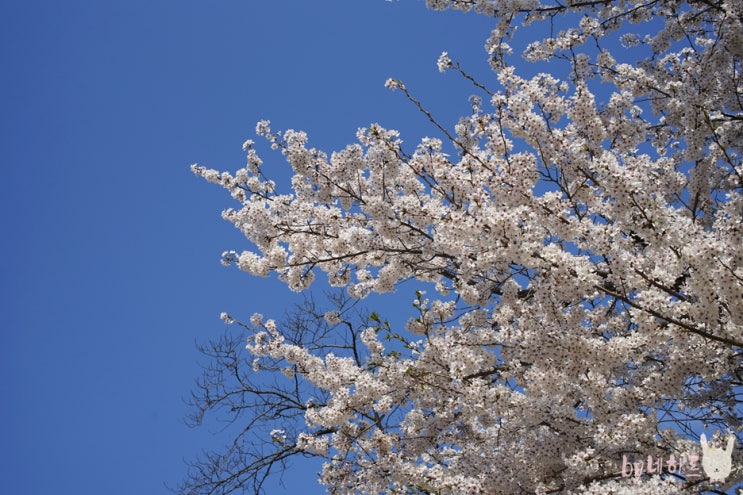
[0, 1, 496, 494]
[3, 2, 740, 495]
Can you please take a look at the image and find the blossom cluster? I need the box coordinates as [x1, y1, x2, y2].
[193, 0, 743, 493]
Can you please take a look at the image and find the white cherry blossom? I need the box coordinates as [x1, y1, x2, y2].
[185, 1, 743, 494]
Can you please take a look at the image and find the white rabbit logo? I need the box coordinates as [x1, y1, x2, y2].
[700, 433, 735, 483]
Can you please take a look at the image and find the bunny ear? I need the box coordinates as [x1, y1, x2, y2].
[701, 434, 708, 449]
[726, 435, 735, 454]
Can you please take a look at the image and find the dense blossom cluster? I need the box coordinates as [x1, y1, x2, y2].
[189, 0, 742, 493]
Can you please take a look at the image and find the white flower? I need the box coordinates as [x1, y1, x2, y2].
[323, 310, 342, 325]
[269, 429, 286, 443]
[384, 78, 403, 90]
[249, 313, 263, 327]
[436, 51, 451, 72]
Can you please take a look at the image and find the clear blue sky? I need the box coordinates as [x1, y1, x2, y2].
[0, 2, 494, 494]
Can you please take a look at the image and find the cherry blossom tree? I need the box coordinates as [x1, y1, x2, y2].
[183, 0, 743, 493]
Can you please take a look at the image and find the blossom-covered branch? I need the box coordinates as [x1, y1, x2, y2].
[186, 0, 743, 493]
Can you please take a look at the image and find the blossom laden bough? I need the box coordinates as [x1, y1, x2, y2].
[183, 1, 743, 494]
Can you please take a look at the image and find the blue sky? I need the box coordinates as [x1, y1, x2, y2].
[0, 2, 495, 494]
[6, 2, 740, 495]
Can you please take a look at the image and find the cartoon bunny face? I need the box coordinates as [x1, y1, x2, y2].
[700, 433, 735, 483]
